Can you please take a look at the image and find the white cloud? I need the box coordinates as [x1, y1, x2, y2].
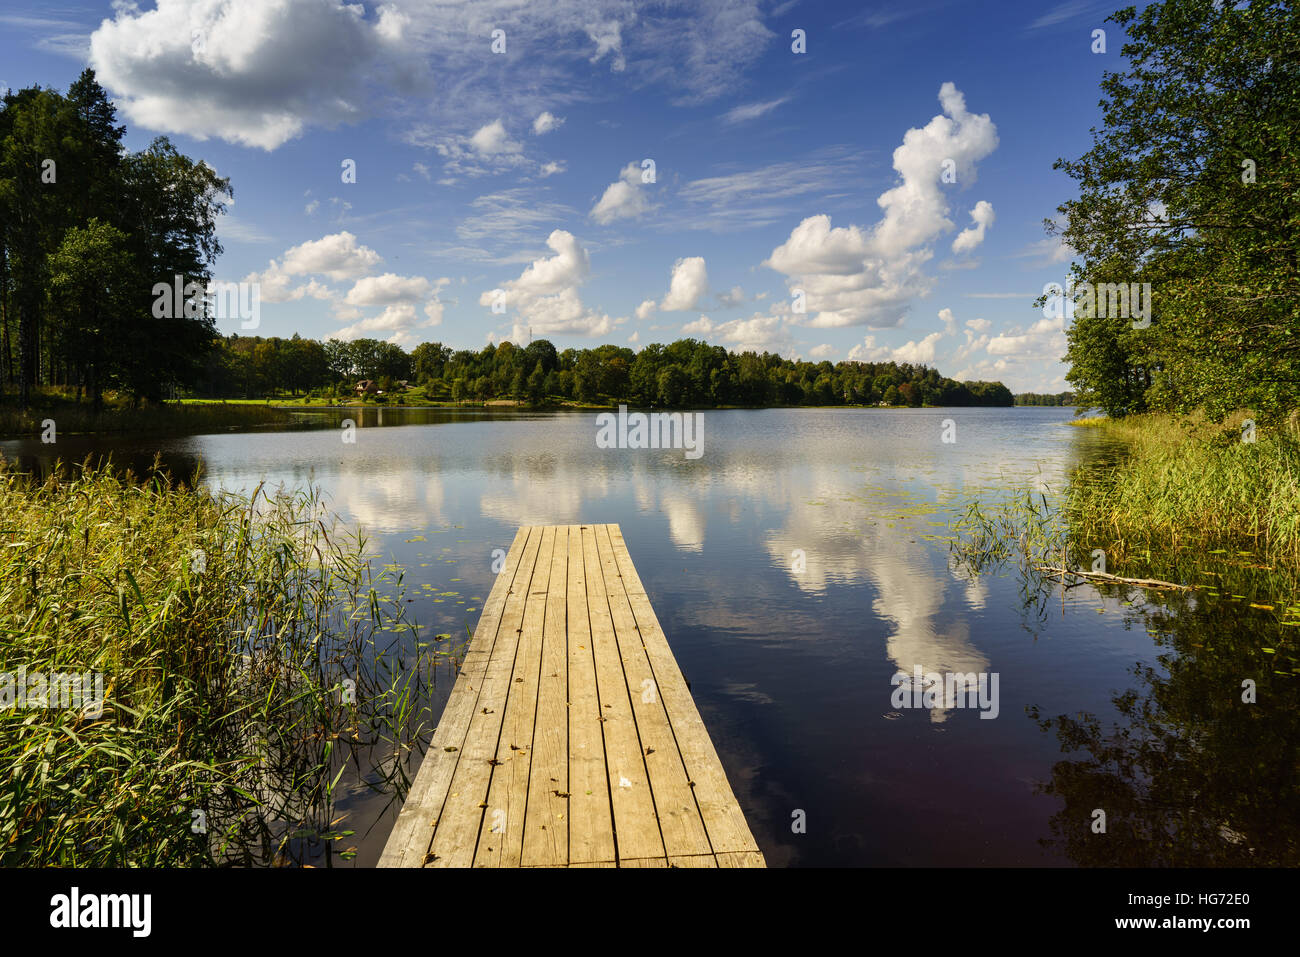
[809, 344, 836, 359]
[986, 316, 1066, 357]
[674, 147, 865, 232]
[585, 19, 626, 72]
[280, 232, 382, 280]
[717, 285, 745, 307]
[848, 331, 944, 365]
[635, 299, 657, 320]
[479, 229, 613, 338]
[764, 83, 998, 328]
[532, 111, 565, 135]
[344, 273, 432, 306]
[89, 0, 415, 150]
[721, 96, 789, 124]
[681, 309, 796, 355]
[469, 118, 522, 155]
[681, 315, 713, 336]
[539, 160, 566, 177]
[938, 307, 957, 334]
[590, 161, 654, 224]
[660, 257, 708, 311]
[951, 200, 995, 254]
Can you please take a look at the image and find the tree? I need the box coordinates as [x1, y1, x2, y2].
[46, 220, 137, 410]
[411, 341, 449, 384]
[526, 360, 545, 405]
[1048, 0, 1300, 421]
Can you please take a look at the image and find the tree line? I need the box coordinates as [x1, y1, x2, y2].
[0, 70, 228, 409]
[199, 333, 1014, 408]
[1014, 392, 1076, 406]
[1053, 0, 1298, 423]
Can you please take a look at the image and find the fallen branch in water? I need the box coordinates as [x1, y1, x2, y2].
[1035, 566, 1196, 591]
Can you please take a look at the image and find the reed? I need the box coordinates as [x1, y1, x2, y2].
[0, 455, 437, 866]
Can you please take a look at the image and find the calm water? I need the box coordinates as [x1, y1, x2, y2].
[7, 407, 1292, 866]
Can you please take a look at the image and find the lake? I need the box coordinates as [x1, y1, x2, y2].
[6, 406, 1289, 866]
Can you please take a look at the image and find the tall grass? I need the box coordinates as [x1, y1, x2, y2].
[950, 412, 1300, 605]
[0, 455, 437, 866]
[1067, 413, 1300, 569]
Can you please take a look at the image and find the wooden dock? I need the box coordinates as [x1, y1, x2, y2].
[379, 524, 765, 868]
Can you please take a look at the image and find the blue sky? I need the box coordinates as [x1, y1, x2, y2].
[0, 0, 1135, 392]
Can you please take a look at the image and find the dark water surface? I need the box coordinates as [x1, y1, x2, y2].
[7, 407, 1290, 866]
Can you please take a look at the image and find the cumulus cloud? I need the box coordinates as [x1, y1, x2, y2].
[279, 232, 383, 280]
[334, 300, 444, 345]
[986, 316, 1066, 357]
[532, 111, 564, 135]
[92, 2, 781, 155]
[764, 83, 998, 328]
[678, 303, 797, 354]
[680, 311, 795, 354]
[469, 119, 522, 155]
[479, 229, 613, 338]
[848, 332, 945, 365]
[660, 257, 708, 311]
[539, 160, 566, 177]
[635, 299, 658, 320]
[590, 161, 654, 224]
[89, 0, 415, 150]
[716, 285, 745, 308]
[951, 200, 995, 254]
[344, 273, 432, 306]
[938, 307, 957, 334]
[243, 231, 383, 301]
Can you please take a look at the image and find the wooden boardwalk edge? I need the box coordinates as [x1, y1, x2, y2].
[379, 523, 765, 868]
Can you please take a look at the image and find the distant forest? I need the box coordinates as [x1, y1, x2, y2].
[1014, 392, 1075, 406]
[200, 333, 1015, 408]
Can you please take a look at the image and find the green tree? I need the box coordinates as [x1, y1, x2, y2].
[1048, 0, 1300, 421]
[46, 220, 137, 410]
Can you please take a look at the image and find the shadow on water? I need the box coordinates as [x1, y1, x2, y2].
[951, 480, 1300, 866]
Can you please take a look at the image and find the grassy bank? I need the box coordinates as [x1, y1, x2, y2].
[1066, 412, 1300, 570]
[0, 457, 434, 865]
[951, 410, 1300, 604]
[1, 393, 294, 438]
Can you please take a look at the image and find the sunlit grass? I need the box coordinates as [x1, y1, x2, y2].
[0, 455, 435, 866]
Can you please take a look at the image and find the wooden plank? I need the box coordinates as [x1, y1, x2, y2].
[378, 526, 530, 867]
[580, 524, 665, 862]
[521, 525, 571, 866]
[594, 523, 712, 858]
[565, 526, 615, 865]
[382, 524, 765, 869]
[716, 851, 765, 868]
[606, 525, 763, 859]
[474, 526, 555, 866]
[426, 526, 543, 866]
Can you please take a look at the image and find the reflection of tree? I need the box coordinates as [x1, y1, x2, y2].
[1029, 590, 1300, 866]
